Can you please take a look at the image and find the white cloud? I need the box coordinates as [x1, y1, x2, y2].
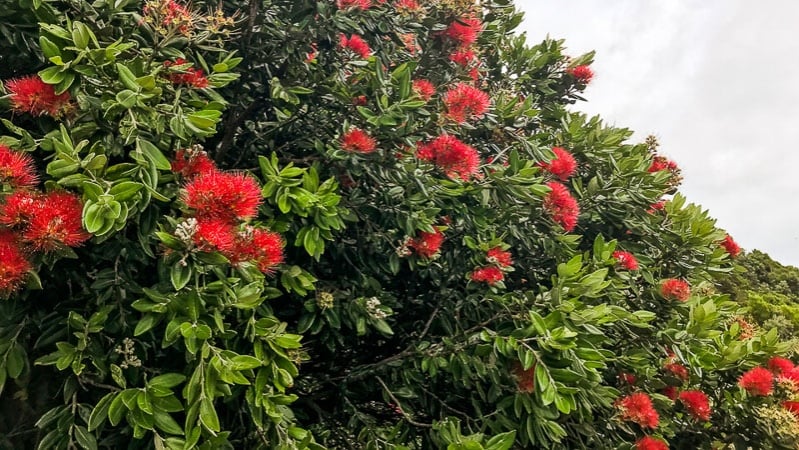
[517, 0, 799, 266]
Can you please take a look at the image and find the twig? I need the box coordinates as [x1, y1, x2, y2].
[375, 376, 432, 428]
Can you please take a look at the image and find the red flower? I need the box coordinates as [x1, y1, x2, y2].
[23, 191, 90, 251]
[0, 146, 38, 188]
[306, 43, 318, 63]
[0, 230, 30, 295]
[341, 128, 377, 153]
[663, 363, 689, 381]
[163, 59, 209, 88]
[616, 392, 659, 428]
[233, 228, 284, 274]
[540, 147, 577, 181]
[678, 390, 711, 421]
[612, 250, 639, 270]
[661, 386, 678, 401]
[171, 148, 216, 179]
[543, 182, 580, 232]
[394, 0, 420, 13]
[767, 357, 794, 375]
[738, 366, 774, 396]
[352, 95, 368, 106]
[470, 266, 504, 285]
[486, 247, 512, 267]
[336, 0, 371, 9]
[412, 79, 435, 101]
[443, 17, 482, 47]
[183, 170, 262, 222]
[635, 436, 669, 450]
[783, 401, 799, 417]
[443, 82, 489, 123]
[647, 200, 666, 214]
[779, 366, 799, 386]
[0, 190, 40, 227]
[449, 49, 476, 67]
[416, 135, 480, 181]
[409, 228, 444, 258]
[5, 75, 72, 117]
[720, 234, 741, 258]
[340, 34, 372, 59]
[512, 361, 535, 393]
[648, 156, 678, 173]
[567, 65, 594, 84]
[193, 218, 236, 253]
[660, 278, 690, 302]
[619, 372, 637, 385]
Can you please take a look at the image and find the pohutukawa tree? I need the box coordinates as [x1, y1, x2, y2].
[0, 0, 795, 449]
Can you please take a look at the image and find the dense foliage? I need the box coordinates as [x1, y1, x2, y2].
[1, 0, 798, 449]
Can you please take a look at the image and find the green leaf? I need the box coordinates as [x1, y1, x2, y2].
[485, 431, 516, 450]
[149, 373, 186, 389]
[136, 139, 172, 171]
[153, 411, 184, 435]
[199, 398, 220, 432]
[6, 344, 25, 378]
[88, 392, 115, 431]
[74, 425, 98, 450]
[170, 263, 192, 290]
[134, 314, 160, 336]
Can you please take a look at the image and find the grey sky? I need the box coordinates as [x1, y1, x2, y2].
[517, 1, 799, 266]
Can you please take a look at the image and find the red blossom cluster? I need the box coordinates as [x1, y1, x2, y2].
[336, 0, 371, 9]
[340, 34, 372, 59]
[539, 147, 577, 181]
[616, 392, 659, 428]
[647, 200, 666, 214]
[443, 82, 489, 123]
[171, 147, 216, 179]
[619, 372, 637, 386]
[163, 59, 209, 88]
[412, 79, 435, 101]
[660, 278, 690, 302]
[407, 227, 444, 258]
[443, 16, 482, 47]
[470, 246, 513, 286]
[567, 65, 594, 84]
[4, 75, 72, 118]
[0, 146, 91, 295]
[678, 390, 711, 421]
[341, 128, 377, 153]
[739, 366, 774, 396]
[176, 156, 284, 274]
[720, 234, 741, 257]
[635, 436, 669, 450]
[511, 361, 535, 394]
[768, 356, 795, 375]
[543, 182, 579, 232]
[663, 362, 689, 381]
[612, 250, 639, 270]
[142, 0, 193, 36]
[416, 135, 480, 181]
[648, 155, 678, 173]
[449, 49, 476, 67]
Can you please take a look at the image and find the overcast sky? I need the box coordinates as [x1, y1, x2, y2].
[517, 1, 799, 267]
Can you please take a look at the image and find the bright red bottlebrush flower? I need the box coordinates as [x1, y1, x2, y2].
[163, 59, 209, 88]
[143, 0, 194, 35]
[171, 147, 216, 179]
[540, 147, 577, 181]
[443, 83, 489, 123]
[409, 228, 444, 258]
[720, 234, 741, 258]
[394, 0, 420, 13]
[449, 49, 477, 67]
[543, 182, 580, 232]
[23, 191, 90, 251]
[612, 250, 639, 270]
[663, 363, 689, 381]
[661, 386, 678, 401]
[183, 171, 262, 222]
[648, 200, 666, 214]
[341, 128, 377, 153]
[5, 75, 72, 117]
[236, 228, 285, 274]
[0, 190, 40, 227]
[0, 146, 38, 188]
[412, 79, 435, 101]
[678, 390, 711, 421]
[619, 372, 637, 385]
[648, 156, 678, 173]
[193, 218, 236, 253]
[739, 366, 774, 396]
[339, 34, 372, 59]
[470, 266, 504, 285]
[416, 135, 480, 181]
[567, 65, 594, 84]
[768, 357, 794, 375]
[0, 230, 31, 295]
[635, 436, 669, 450]
[660, 278, 690, 302]
[336, 0, 371, 9]
[512, 361, 535, 394]
[486, 247, 512, 267]
[443, 17, 482, 47]
[616, 392, 659, 429]
[783, 401, 799, 417]
[779, 367, 799, 388]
